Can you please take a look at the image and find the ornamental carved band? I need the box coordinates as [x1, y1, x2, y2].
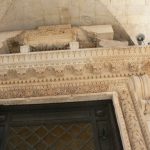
[0, 46, 150, 150]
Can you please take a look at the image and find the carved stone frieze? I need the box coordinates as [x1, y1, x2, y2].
[64, 65, 82, 75]
[128, 62, 140, 72]
[1, 46, 150, 83]
[84, 63, 102, 74]
[0, 81, 109, 99]
[0, 46, 150, 149]
[0, 77, 149, 149]
[0, 60, 146, 82]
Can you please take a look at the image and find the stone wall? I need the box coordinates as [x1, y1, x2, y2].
[0, 0, 149, 44]
[103, 0, 150, 44]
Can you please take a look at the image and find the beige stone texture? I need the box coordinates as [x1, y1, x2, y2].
[145, 115, 150, 131]
[99, 39, 128, 48]
[20, 45, 30, 53]
[69, 41, 79, 50]
[81, 25, 114, 40]
[0, 0, 149, 44]
[22, 25, 75, 48]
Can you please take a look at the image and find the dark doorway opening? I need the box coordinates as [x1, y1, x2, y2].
[0, 100, 123, 150]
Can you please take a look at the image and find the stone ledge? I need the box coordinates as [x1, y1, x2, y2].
[0, 46, 149, 65]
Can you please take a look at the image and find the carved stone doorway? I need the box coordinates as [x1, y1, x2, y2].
[0, 100, 123, 150]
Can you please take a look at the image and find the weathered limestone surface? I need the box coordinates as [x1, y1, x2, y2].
[0, 24, 119, 53]
[20, 45, 30, 53]
[0, 0, 149, 44]
[22, 25, 75, 48]
[99, 39, 128, 48]
[69, 41, 79, 50]
[81, 25, 114, 40]
[0, 46, 150, 149]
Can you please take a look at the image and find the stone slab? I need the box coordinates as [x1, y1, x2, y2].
[81, 25, 114, 40]
[99, 39, 128, 48]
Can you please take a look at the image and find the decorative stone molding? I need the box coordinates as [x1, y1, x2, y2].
[129, 75, 150, 114]
[0, 46, 150, 149]
[1, 46, 150, 82]
[117, 87, 148, 150]
[0, 81, 109, 99]
[128, 75, 150, 150]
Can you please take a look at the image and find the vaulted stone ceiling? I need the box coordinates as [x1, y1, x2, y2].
[0, 0, 150, 44]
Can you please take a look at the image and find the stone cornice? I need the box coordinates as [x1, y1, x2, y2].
[0, 46, 150, 64]
[0, 46, 149, 99]
[0, 46, 150, 85]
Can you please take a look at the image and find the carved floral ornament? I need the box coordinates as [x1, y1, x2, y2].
[0, 46, 150, 149]
[0, 60, 147, 83]
[1, 46, 150, 83]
